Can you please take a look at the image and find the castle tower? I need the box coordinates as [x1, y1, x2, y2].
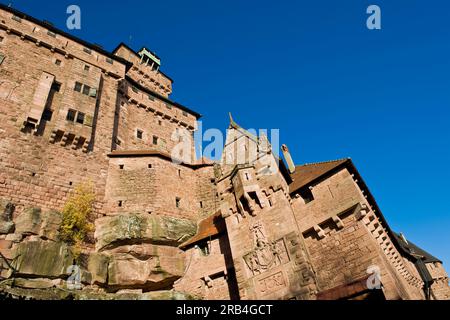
[215, 117, 318, 299]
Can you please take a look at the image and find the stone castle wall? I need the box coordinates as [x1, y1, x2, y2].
[0, 5, 449, 300]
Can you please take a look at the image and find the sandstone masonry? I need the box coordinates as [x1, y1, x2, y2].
[0, 4, 448, 300]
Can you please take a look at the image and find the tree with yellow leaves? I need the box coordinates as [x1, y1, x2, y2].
[60, 182, 95, 259]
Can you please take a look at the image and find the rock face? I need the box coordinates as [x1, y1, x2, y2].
[0, 221, 14, 235]
[107, 244, 186, 290]
[88, 253, 110, 285]
[0, 203, 198, 299]
[0, 200, 15, 235]
[94, 214, 197, 251]
[94, 214, 194, 291]
[12, 240, 74, 278]
[14, 208, 62, 241]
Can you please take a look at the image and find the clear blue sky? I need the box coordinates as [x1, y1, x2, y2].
[5, 0, 449, 268]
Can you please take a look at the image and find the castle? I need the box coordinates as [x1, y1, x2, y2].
[0, 4, 449, 300]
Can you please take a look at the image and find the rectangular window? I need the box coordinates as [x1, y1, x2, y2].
[89, 88, 97, 97]
[137, 129, 143, 139]
[0, 53, 5, 65]
[106, 57, 113, 64]
[74, 82, 82, 92]
[0, 36, 4, 42]
[82, 85, 91, 96]
[83, 47, 92, 54]
[84, 65, 90, 71]
[51, 82, 61, 92]
[66, 109, 76, 122]
[176, 197, 181, 208]
[299, 188, 315, 204]
[148, 95, 155, 101]
[153, 136, 158, 145]
[47, 31, 56, 38]
[166, 103, 172, 109]
[12, 15, 22, 23]
[182, 111, 188, 117]
[132, 86, 138, 93]
[76, 112, 85, 124]
[55, 59, 62, 66]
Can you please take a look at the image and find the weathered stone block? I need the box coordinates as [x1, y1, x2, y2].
[0, 221, 14, 234]
[94, 214, 197, 251]
[13, 278, 55, 289]
[15, 207, 42, 235]
[12, 240, 74, 278]
[39, 210, 62, 241]
[107, 246, 185, 290]
[87, 252, 109, 285]
[0, 199, 15, 222]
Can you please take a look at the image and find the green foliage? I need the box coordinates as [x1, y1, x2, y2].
[60, 182, 95, 258]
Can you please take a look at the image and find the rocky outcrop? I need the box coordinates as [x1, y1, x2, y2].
[94, 214, 197, 251]
[0, 205, 198, 300]
[0, 280, 196, 300]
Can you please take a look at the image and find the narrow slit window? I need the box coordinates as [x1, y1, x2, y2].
[176, 197, 181, 208]
[153, 136, 158, 145]
[136, 129, 143, 139]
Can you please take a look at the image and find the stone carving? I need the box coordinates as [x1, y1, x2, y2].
[243, 221, 289, 275]
[257, 271, 286, 296]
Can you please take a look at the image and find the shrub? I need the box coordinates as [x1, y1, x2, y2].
[60, 182, 95, 258]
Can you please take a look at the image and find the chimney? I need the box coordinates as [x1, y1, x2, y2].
[281, 144, 296, 174]
[400, 232, 408, 244]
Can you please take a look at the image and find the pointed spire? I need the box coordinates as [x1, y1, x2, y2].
[228, 112, 239, 129]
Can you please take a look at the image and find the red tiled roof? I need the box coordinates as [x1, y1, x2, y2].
[179, 212, 226, 249]
[289, 159, 349, 194]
